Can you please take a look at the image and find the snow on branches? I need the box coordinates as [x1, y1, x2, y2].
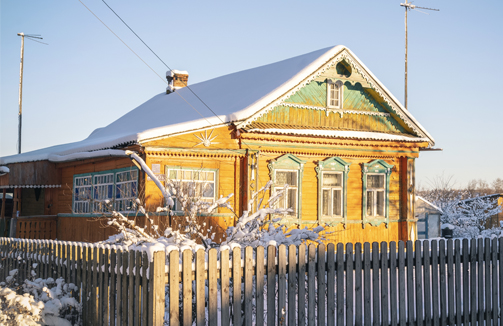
[440, 195, 503, 238]
[100, 152, 325, 251]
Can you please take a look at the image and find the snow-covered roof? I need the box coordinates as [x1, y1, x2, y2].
[0, 45, 434, 165]
[416, 196, 443, 213]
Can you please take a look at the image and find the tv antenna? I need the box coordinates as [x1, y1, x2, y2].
[400, 1, 438, 110]
[17, 33, 47, 154]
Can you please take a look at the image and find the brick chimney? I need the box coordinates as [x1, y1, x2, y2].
[166, 70, 189, 94]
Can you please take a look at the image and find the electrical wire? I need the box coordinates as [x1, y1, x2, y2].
[77, 0, 213, 125]
[100, 0, 225, 124]
[81, 0, 270, 208]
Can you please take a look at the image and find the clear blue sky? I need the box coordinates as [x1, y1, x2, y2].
[1, 0, 502, 188]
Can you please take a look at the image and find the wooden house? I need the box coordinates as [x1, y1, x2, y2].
[0, 45, 435, 243]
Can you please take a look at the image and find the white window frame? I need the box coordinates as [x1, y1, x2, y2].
[321, 171, 343, 217]
[93, 173, 114, 212]
[74, 176, 92, 213]
[72, 168, 138, 214]
[115, 170, 139, 212]
[327, 80, 343, 109]
[166, 168, 217, 212]
[366, 173, 386, 217]
[273, 169, 299, 216]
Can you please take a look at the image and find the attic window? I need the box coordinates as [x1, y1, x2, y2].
[327, 80, 343, 109]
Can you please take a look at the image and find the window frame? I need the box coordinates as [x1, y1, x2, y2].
[326, 79, 344, 110]
[72, 167, 139, 215]
[316, 157, 351, 227]
[165, 166, 219, 213]
[361, 159, 394, 228]
[268, 154, 306, 223]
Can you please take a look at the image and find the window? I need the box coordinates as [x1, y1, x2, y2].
[166, 168, 217, 211]
[268, 154, 306, 221]
[316, 157, 350, 226]
[115, 170, 139, 212]
[322, 172, 343, 216]
[72, 168, 138, 214]
[327, 80, 343, 109]
[362, 159, 394, 227]
[274, 170, 298, 216]
[74, 176, 92, 213]
[366, 174, 385, 217]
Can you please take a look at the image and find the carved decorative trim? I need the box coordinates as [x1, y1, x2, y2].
[361, 159, 394, 228]
[238, 49, 428, 140]
[316, 157, 351, 228]
[279, 102, 392, 117]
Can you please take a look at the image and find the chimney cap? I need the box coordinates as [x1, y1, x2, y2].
[166, 70, 189, 77]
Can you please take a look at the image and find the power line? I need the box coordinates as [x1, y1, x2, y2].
[100, 0, 224, 124]
[77, 0, 213, 125]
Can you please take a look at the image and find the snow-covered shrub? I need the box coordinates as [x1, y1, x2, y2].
[0, 287, 44, 326]
[440, 195, 502, 238]
[103, 153, 325, 251]
[0, 268, 81, 326]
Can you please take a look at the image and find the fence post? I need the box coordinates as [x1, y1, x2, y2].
[152, 250, 165, 326]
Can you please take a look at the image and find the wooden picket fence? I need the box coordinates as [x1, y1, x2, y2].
[1, 237, 502, 326]
[0, 238, 164, 326]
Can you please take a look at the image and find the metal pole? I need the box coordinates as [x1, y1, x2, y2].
[17, 33, 25, 154]
[404, 1, 408, 110]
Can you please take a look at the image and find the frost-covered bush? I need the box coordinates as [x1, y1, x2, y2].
[0, 268, 81, 326]
[440, 195, 503, 239]
[0, 287, 44, 326]
[102, 152, 325, 251]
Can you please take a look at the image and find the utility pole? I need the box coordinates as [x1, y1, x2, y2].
[400, 1, 439, 110]
[17, 33, 25, 154]
[16, 33, 45, 154]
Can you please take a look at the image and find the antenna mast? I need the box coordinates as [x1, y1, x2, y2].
[16, 33, 46, 154]
[400, 1, 439, 110]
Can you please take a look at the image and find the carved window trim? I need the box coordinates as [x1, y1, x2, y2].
[361, 159, 394, 228]
[316, 157, 351, 228]
[268, 154, 306, 224]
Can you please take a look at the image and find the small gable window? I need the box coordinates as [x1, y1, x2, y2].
[327, 80, 343, 109]
[316, 157, 351, 227]
[268, 154, 306, 221]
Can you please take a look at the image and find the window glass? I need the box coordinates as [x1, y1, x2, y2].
[322, 189, 330, 215]
[323, 173, 342, 187]
[73, 169, 138, 214]
[321, 171, 343, 217]
[376, 191, 385, 216]
[274, 170, 298, 216]
[367, 175, 384, 188]
[333, 189, 342, 216]
[166, 168, 217, 211]
[366, 173, 386, 217]
[367, 190, 374, 216]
